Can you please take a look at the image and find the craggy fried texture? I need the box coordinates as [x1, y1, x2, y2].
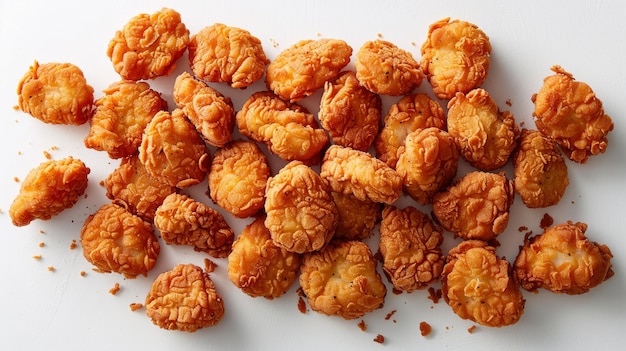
[139, 109, 210, 188]
[17, 61, 93, 125]
[320, 145, 402, 204]
[374, 93, 447, 168]
[513, 129, 569, 208]
[432, 171, 514, 241]
[80, 202, 160, 278]
[442, 240, 525, 327]
[107, 8, 189, 80]
[379, 206, 444, 292]
[396, 128, 459, 205]
[514, 221, 614, 295]
[266, 38, 352, 102]
[154, 193, 234, 258]
[447, 88, 519, 171]
[331, 192, 379, 241]
[420, 18, 491, 100]
[264, 161, 338, 254]
[188, 23, 269, 88]
[532, 65, 614, 163]
[84, 80, 167, 159]
[300, 240, 387, 320]
[145, 263, 224, 332]
[318, 71, 382, 151]
[228, 216, 300, 299]
[10, 157, 89, 227]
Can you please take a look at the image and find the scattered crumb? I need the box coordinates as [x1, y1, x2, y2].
[80, 271, 86, 277]
[520, 121, 525, 127]
[269, 38, 279, 48]
[69, 240, 77, 250]
[377, 33, 383, 38]
[540, 213, 554, 229]
[467, 325, 477, 334]
[13, 105, 19, 110]
[297, 296, 307, 314]
[129, 303, 143, 311]
[317, 32, 322, 37]
[50, 146, 58, 151]
[571, 200, 575, 204]
[427, 287, 441, 304]
[47, 266, 55, 272]
[357, 320, 367, 332]
[296, 287, 305, 297]
[419, 321, 432, 337]
[505, 99, 512, 107]
[32, 255, 42, 260]
[518, 225, 528, 232]
[39, 242, 45, 248]
[109, 282, 120, 295]
[411, 41, 417, 46]
[13, 177, 19, 183]
[99, 180, 105, 187]
[43, 150, 52, 159]
[385, 309, 397, 321]
[204, 258, 217, 273]
[373, 334, 385, 344]
[39, 230, 45, 234]
[373, 250, 383, 262]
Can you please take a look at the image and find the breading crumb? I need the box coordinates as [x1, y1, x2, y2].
[297, 297, 307, 314]
[427, 287, 441, 304]
[43, 150, 52, 159]
[419, 321, 432, 336]
[357, 320, 367, 331]
[385, 309, 397, 320]
[13, 177, 19, 183]
[204, 258, 217, 273]
[69, 240, 77, 250]
[32, 255, 42, 260]
[80, 271, 86, 277]
[47, 266, 55, 272]
[540, 213, 554, 229]
[109, 282, 120, 295]
[130, 303, 143, 311]
[373, 334, 385, 344]
[518, 226, 529, 232]
[467, 325, 477, 334]
[38, 242, 45, 248]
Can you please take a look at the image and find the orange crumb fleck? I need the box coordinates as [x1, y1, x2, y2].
[373, 334, 385, 344]
[520, 121, 525, 127]
[427, 287, 441, 304]
[39, 242, 45, 248]
[468, 325, 477, 334]
[357, 320, 367, 332]
[13, 105, 19, 110]
[32, 255, 42, 260]
[518, 226, 529, 232]
[80, 271, 86, 277]
[47, 266, 55, 272]
[50, 146, 58, 151]
[43, 150, 52, 159]
[70, 240, 77, 250]
[13, 177, 19, 183]
[540, 213, 554, 229]
[411, 41, 417, 46]
[505, 99, 512, 107]
[420, 321, 432, 337]
[204, 258, 217, 273]
[130, 303, 143, 311]
[377, 33, 383, 38]
[297, 297, 307, 314]
[385, 309, 397, 320]
[109, 282, 120, 295]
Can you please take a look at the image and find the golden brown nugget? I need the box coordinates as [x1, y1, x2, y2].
[532, 65, 614, 163]
[10, 157, 89, 227]
[107, 8, 189, 80]
[188, 23, 269, 88]
[154, 193, 234, 258]
[84, 80, 167, 159]
[442, 240, 525, 327]
[420, 18, 492, 100]
[264, 161, 338, 254]
[379, 206, 444, 292]
[80, 202, 160, 279]
[320, 145, 402, 204]
[513, 129, 569, 208]
[17, 61, 93, 125]
[355, 39, 423, 96]
[318, 71, 382, 151]
[208, 140, 269, 218]
[266, 38, 352, 102]
[300, 240, 387, 320]
[146, 263, 224, 332]
[432, 171, 514, 241]
[228, 216, 300, 299]
[331, 192, 380, 241]
[514, 221, 613, 295]
[447, 88, 519, 171]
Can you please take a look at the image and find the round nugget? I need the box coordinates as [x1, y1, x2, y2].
[331, 192, 380, 241]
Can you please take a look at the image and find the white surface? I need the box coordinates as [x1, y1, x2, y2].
[1, 1, 625, 350]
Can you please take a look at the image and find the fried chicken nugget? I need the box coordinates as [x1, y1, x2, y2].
[331, 192, 380, 241]
[264, 161, 338, 254]
[266, 38, 352, 102]
[107, 8, 189, 80]
[10, 157, 89, 227]
[17, 61, 94, 125]
[532, 65, 614, 163]
[379, 206, 445, 292]
[513, 221, 614, 295]
[420, 18, 492, 100]
[188, 23, 269, 89]
[145, 263, 224, 332]
[442, 240, 525, 327]
[432, 171, 514, 241]
[80, 202, 160, 278]
[228, 215, 300, 299]
[84, 80, 167, 159]
[154, 193, 234, 258]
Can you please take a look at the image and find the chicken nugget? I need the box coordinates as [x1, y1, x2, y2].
[188, 23, 269, 89]
[300, 240, 387, 320]
[514, 221, 614, 295]
[264, 161, 338, 254]
[10, 157, 89, 227]
[107, 8, 189, 80]
[266, 38, 352, 102]
[154, 193, 234, 258]
[80, 202, 160, 278]
[17, 61, 93, 125]
[331, 192, 380, 241]
[442, 240, 525, 327]
[84, 80, 167, 159]
[420, 18, 491, 100]
[532, 65, 614, 163]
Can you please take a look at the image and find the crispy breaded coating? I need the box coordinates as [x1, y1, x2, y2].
[84, 80, 167, 159]
[154, 193, 234, 258]
[442, 240, 525, 327]
[420, 18, 491, 100]
[514, 221, 614, 295]
[107, 8, 189, 80]
[145, 263, 224, 332]
[532, 65, 614, 163]
[188, 23, 269, 89]
[300, 240, 387, 320]
[80, 202, 160, 278]
[266, 38, 352, 102]
[320, 145, 402, 204]
[379, 206, 444, 292]
[264, 161, 338, 254]
[432, 171, 514, 241]
[17, 61, 93, 125]
[447, 88, 519, 171]
[331, 192, 380, 241]
[10, 157, 89, 227]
